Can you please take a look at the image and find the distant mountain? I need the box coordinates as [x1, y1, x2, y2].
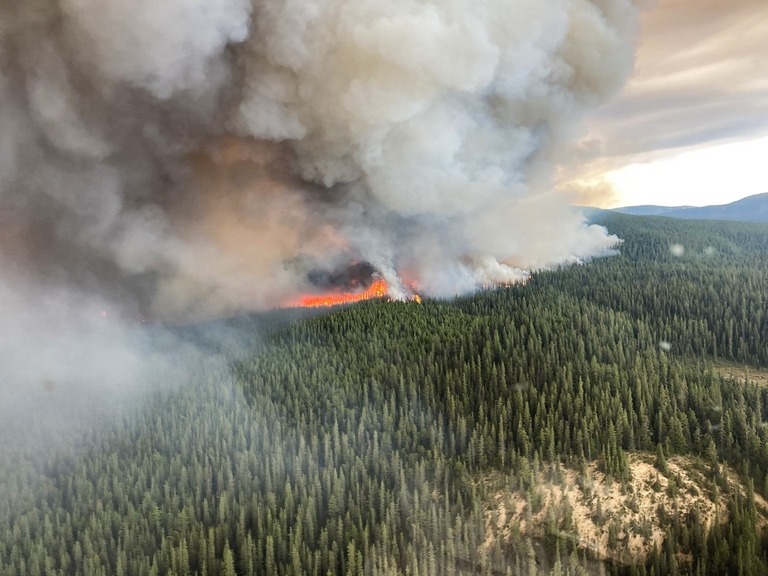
[612, 205, 694, 217]
[612, 192, 768, 223]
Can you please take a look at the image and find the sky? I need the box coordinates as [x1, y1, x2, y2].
[564, 0, 768, 208]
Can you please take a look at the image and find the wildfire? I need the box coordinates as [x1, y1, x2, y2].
[292, 278, 389, 308]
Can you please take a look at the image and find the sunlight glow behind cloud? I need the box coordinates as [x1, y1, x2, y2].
[571, 0, 768, 208]
[605, 136, 768, 207]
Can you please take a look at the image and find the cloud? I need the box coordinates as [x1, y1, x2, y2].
[587, 0, 768, 157]
[555, 0, 768, 207]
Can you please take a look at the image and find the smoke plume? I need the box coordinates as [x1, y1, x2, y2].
[1, 0, 637, 321]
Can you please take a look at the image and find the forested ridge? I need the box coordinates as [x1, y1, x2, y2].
[1, 215, 768, 575]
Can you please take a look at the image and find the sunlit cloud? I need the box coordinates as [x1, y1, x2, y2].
[564, 0, 768, 207]
[603, 136, 768, 207]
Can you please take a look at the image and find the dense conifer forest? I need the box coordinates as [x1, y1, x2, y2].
[1, 214, 768, 575]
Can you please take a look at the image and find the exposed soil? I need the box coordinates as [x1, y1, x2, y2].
[481, 453, 765, 565]
[710, 359, 768, 386]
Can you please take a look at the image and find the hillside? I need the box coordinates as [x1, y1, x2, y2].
[2, 214, 768, 576]
[483, 453, 768, 567]
[613, 192, 768, 223]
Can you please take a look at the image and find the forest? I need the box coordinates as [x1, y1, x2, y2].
[1, 213, 768, 575]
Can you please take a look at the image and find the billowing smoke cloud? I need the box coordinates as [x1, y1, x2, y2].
[1, 0, 637, 322]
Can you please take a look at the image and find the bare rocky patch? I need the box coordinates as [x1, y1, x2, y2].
[480, 453, 766, 565]
[710, 359, 768, 387]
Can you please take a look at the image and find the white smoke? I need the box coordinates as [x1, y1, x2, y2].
[0, 0, 637, 321]
[239, 0, 635, 300]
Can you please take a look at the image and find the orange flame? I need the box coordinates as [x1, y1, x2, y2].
[290, 278, 389, 308]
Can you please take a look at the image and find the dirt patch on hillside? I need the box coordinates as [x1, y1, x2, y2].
[480, 453, 757, 565]
[711, 360, 768, 386]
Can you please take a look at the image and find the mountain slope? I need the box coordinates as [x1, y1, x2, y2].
[613, 192, 768, 222]
[483, 453, 768, 567]
[3, 215, 768, 576]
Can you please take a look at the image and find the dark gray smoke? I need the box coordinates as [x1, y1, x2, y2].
[306, 261, 378, 291]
